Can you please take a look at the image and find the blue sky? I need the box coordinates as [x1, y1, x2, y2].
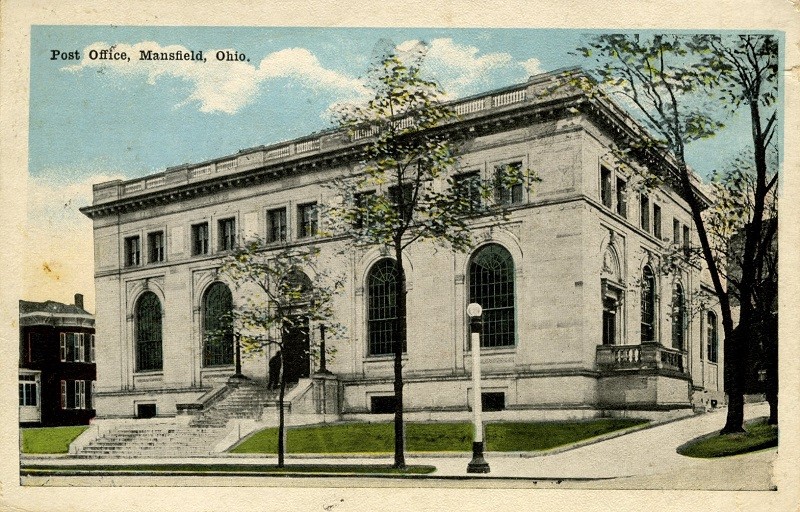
[25, 26, 776, 309]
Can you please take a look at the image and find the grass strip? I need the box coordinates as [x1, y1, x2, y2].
[21, 426, 88, 454]
[677, 417, 778, 458]
[21, 463, 435, 475]
[231, 419, 648, 454]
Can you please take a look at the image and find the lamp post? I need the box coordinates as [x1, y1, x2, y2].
[466, 302, 490, 474]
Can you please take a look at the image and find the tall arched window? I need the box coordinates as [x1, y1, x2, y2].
[707, 311, 719, 363]
[469, 244, 515, 348]
[203, 282, 234, 367]
[641, 266, 656, 342]
[367, 259, 404, 356]
[136, 292, 163, 372]
[672, 284, 686, 350]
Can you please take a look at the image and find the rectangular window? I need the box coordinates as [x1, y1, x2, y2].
[616, 178, 627, 217]
[297, 202, 318, 238]
[683, 225, 691, 254]
[60, 333, 67, 362]
[124, 236, 140, 267]
[600, 166, 613, 208]
[354, 191, 377, 229]
[640, 195, 650, 232]
[19, 375, 38, 407]
[60, 380, 67, 409]
[388, 184, 414, 223]
[90, 334, 96, 363]
[482, 392, 505, 412]
[653, 204, 662, 239]
[76, 380, 86, 409]
[64, 333, 76, 361]
[673, 218, 681, 244]
[148, 231, 165, 263]
[494, 162, 524, 206]
[192, 223, 209, 255]
[454, 172, 482, 213]
[370, 396, 397, 414]
[266, 208, 287, 243]
[218, 218, 236, 251]
[74, 333, 84, 362]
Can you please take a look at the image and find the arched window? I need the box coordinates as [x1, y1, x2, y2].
[469, 244, 515, 348]
[282, 269, 312, 303]
[672, 284, 686, 350]
[136, 292, 163, 372]
[707, 311, 719, 363]
[367, 259, 404, 356]
[641, 266, 656, 342]
[203, 282, 233, 367]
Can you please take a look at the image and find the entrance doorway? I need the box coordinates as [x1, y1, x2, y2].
[282, 316, 310, 385]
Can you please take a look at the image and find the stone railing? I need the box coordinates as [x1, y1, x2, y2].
[596, 342, 685, 373]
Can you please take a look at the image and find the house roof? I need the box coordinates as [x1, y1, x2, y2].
[19, 299, 91, 317]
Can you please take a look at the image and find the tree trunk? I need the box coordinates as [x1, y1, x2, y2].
[278, 351, 286, 468]
[721, 325, 747, 433]
[392, 245, 407, 469]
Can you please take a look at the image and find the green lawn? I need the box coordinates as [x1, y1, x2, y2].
[677, 417, 778, 458]
[21, 463, 435, 475]
[21, 426, 88, 454]
[231, 419, 647, 454]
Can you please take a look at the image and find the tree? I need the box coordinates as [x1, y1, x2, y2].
[217, 240, 343, 467]
[577, 33, 778, 433]
[330, 43, 537, 468]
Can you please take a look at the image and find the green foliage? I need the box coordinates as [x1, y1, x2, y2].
[677, 417, 777, 458]
[229, 419, 647, 454]
[216, 240, 344, 356]
[21, 426, 88, 453]
[329, 43, 540, 253]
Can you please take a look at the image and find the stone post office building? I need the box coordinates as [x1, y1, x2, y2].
[81, 69, 724, 422]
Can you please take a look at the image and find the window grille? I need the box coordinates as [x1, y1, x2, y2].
[469, 244, 515, 347]
[203, 282, 234, 367]
[136, 292, 163, 371]
[367, 259, 404, 355]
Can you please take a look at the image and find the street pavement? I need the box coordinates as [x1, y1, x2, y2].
[20, 403, 776, 490]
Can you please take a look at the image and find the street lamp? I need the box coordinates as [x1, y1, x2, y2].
[466, 302, 490, 474]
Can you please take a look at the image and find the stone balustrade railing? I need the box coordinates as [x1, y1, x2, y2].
[596, 342, 685, 373]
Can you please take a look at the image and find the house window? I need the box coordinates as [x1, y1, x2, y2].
[90, 334, 96, 363]
[192, 223, 209, 255]
[124, 236, 140, 267]
[267, 208, 287, 243]
[203, 282, 234, 367]
[454, 172, 482, 213]
[297, 203, 318, 238]
[388, 184, 413, 223]
[707, 311, 719, 363]
[600, 166, 613, 208]
[640, 196, 650, 233]
[59, 333, 86, 362]
[60, 333, 67, 361]
[367, 259, 404, 356]
[641, 266, 656, 342]
[494, 162, 524, 206]
[354, 191, 377, 229]
[616, 178, 627, 217]
[148, 231, 165, 263]
[469, 244, 515, 348]
[135, 292, 163, 372]
[60, 380, 88, 409]
[218, 218, 236, 251]
[653, 204, 662, 240]
[19, 374, 38, 407]
[672, 284, 685, 350]
[74, 332, 85, 362]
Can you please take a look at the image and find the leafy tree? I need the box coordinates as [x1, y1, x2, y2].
[217, 240, 343, 467]
[330, 43, 538, 468]
[577, 33, 778, 433]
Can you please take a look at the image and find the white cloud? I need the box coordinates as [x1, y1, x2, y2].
[24, 173, 124, 312]
[64, 42, 367, 114]
[521, 57, 545, 77]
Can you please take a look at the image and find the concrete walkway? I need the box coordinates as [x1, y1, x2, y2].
[21, 403, 775, 490]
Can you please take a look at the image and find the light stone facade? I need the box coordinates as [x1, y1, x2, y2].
[81, 69, 725, 420]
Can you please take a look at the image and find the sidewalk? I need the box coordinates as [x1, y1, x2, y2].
[20, 403, 775, 489]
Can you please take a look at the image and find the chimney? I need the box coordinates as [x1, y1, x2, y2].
[74, 293, 84, 310]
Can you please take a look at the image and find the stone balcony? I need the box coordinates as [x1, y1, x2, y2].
[596, 342, 686, 375]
